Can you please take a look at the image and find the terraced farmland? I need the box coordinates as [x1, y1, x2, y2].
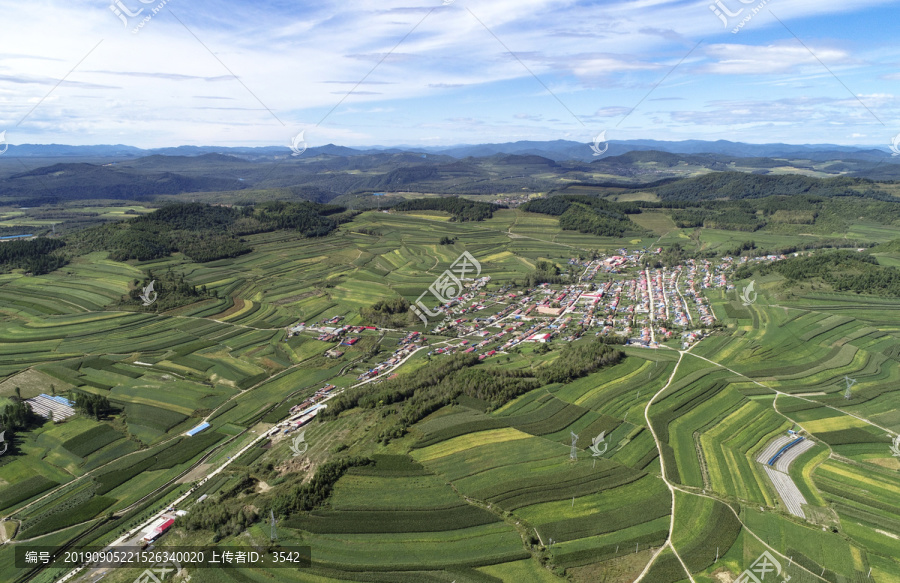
[1, 209, 900, 583]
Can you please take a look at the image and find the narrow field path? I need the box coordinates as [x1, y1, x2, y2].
[634, 349, 695, 583]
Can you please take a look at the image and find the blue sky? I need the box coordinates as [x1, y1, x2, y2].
[1, 0, 898, 149]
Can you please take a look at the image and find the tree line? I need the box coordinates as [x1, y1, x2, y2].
[655, 172, 878, 201]
[267, 456, 374, 517]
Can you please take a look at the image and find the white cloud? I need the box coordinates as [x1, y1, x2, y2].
[701, 43, 853, 75]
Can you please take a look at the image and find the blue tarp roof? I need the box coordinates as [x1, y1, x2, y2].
[185, 422, 210, 436]
[40, 394, 74, 407]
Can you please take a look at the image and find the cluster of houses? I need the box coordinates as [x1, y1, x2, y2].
[683, 259, 727, 325]
[293, 250, 794, 375]
[269, 385, 337, 436]
[413, 252, 743, 355]
[355, 331, 426, 381]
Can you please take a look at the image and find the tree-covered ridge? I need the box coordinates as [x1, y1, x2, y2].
[0, 162, 248, 207]
[645, 193, 900, 233]
[521, 195, 642, 237]
[391, 197, 500, 221]
[68, 201, 347, 263]
[0, 237, 67, 275]
[130, 202, 243, 231]
[737, 250, 900, 296]
[321, 341, 623, 443]
[655, 171, 881, 201]
[267, 456, 375, 517]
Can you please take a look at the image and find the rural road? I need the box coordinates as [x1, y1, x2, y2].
[53, 332, 436, 582]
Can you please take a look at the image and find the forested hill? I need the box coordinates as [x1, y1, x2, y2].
[521, 195, 643, 237]
[736, 249, 900, 296]
[0, 238, 67, 275]
[655, 172, 883, 201]
[0, 163, 248, 206]
[68, 201, 349, 263]
[391, 198, 500, 221]
[590, 150, 781, 170]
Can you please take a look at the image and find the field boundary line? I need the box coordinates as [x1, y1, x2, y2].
[641, 346, 832, 583]
[635, 349, 696, 583]
[670, 483, 831, 583]
[684, 351, 898, 437]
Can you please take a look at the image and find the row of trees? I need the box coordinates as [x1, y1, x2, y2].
[536, 341, 624, 385]
[0, 400, 36, 430]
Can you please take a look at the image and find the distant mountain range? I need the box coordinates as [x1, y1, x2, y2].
[3, 137, 900, 209]
[1, 139, 896, 163]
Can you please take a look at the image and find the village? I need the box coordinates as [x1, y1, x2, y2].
[278, 250, 793, 407]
